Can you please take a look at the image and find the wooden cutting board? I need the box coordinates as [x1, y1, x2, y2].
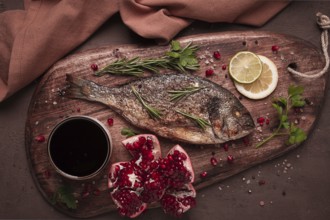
[25, 31, 328, 218]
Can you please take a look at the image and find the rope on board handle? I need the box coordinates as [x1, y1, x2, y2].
[287, 12, 330, 78]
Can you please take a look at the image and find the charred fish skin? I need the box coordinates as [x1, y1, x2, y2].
[66, 74, 255, 144]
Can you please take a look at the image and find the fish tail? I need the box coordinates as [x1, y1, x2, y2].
[65, 74, 101, 102]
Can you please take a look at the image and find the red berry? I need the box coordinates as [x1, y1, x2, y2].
[200, 171, 208, 178]
[271, 45, 279, 52]
[257, 117, 265, 126]
[227, 155, 234, 164]
[35, 135, 45, 143]
[223, 143, 229, 151]
[213, 51, 221, 59]
[93, 189, 101, 196]
[243, 136, 250, 146]
[90, 63, 98, 71]
[210, 157, 218, 166]
[221, 64, 227, 70]
[43, 170, 51, 179]
[107, 118, 114, 126]
[258, 180, 266, 185]
[205, 69, 214, 77]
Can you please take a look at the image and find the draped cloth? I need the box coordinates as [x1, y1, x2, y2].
[0, 0, 290, 102]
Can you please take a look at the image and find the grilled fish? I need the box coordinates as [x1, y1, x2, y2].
[66, 74, 255, 144]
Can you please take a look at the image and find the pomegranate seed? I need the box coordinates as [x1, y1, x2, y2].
[93, 189, 101, 196]
[271, 45, 279, 52]
[205, 69, 214, 77]
[77, 108, 81, 112]
[107, 118, 114, 126]
[35, 135, 45, 143]
[258, 180, 266, 186]
[213, 51, 221, 59]
[223, 143, 229, 151]
[227, 155, 234, 164]
[90, 63, 98, 71]
[210, 157, 218, 166]
[257, 117, 265, 126]
[43, 170, 51, 179]
[221, 64, 227, 70]
[243, 136, 250, 146]
[266, 118, 270, 125]
[200, 171, 208, 178]
[138, 136, 146, 145]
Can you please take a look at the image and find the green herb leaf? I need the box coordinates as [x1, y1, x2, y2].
[168, 86, 203, 102]
[175, 109, 211, 130]
[256, 85, 307, 148]
[288, 85, 304, 97]
[288, 123, 307, 145]
[95, 40, 199, 77]
[121, 128, 138, 138]
[171, 40, 181, 51]
[51, 185, 77, 209]
[132, 86, 162, 120]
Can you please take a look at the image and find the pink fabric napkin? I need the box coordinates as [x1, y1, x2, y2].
[0, 0, 290, 102]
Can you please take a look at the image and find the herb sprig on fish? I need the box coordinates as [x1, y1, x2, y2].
[168, 86, 203, 102]
[132, 86, 162, 120]
[94, 41, 199, 77]
[175, 110, 211, 130]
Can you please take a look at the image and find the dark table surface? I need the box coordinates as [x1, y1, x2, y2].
[1, 1, 330, 219]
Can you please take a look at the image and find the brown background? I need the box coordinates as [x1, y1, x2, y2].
[1, 1, 330, 219]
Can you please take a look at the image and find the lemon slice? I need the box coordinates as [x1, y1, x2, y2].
[234, 55, 278, 100]
[229, 51, 263, 84]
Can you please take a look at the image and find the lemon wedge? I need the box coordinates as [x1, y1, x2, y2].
[234, 55, 278, 100]
[229, 51, 263, 84]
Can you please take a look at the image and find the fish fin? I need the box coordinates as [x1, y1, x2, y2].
[65, 74, 100, 101]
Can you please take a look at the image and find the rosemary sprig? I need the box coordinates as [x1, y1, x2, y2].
[131, 86, 162, 120]
[168, 86, 203, 102]
[94, 40, 199, 77]
[175, 109, 211, 130]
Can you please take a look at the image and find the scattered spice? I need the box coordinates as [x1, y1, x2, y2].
[259, 201, 265, 207]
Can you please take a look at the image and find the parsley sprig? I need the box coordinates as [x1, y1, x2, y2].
[121, 127, 138, 138]
[94, 40, 199, 77]
[256, 85, 307, 148]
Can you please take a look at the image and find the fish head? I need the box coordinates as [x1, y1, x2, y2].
[208, 97, 255, 142]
